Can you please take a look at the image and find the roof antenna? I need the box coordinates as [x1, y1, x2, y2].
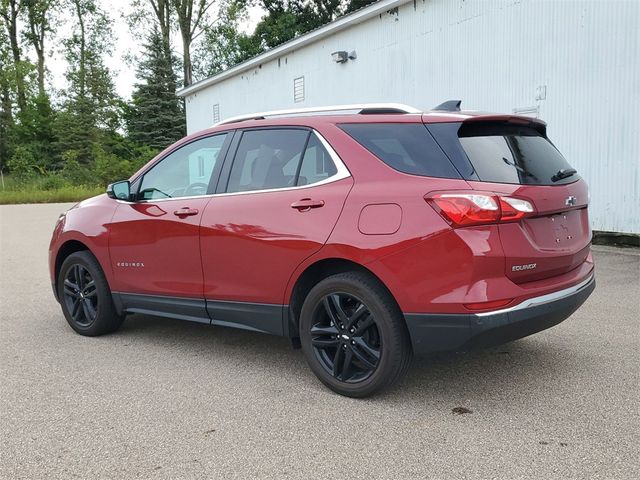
[433, 100, 462, 112]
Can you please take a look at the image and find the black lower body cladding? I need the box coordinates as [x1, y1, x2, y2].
[404, 275, 596, 355]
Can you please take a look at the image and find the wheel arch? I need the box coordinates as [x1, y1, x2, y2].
[286, 257, 402, 340]
[53, 240, 92, 298]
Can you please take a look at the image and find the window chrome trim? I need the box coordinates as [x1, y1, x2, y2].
[129, 129, 351, 203]
[474, 274, 594, 317]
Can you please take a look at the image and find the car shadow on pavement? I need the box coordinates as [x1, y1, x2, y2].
[391, 340, 573, 402]
[116, 313, 574, 403]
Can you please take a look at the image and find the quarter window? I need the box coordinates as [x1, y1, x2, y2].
[139, 134, 227, 200]
[339, 123, 461, 179]
[297, 134, 337, 185]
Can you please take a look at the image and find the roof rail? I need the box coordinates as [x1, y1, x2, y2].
[213, 103, 422, 126]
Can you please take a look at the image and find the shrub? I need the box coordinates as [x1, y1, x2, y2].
[7, 146, 37, 184]
[92, 145, 134, 186]
[129, 145, 160, 173]
[41, 174, 69, 191]
[61, 150, 90, 185]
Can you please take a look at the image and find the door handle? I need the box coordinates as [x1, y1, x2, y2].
[291, 199, 325, 212]
[173, 207, 199, 217]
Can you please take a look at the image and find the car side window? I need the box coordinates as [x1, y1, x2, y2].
[226, 129, 341, 193]
[139, 133, 227, 200]
[226, 129, 310, 193]
[296, 134, 337, 186]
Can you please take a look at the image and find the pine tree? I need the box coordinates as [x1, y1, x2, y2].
[57, 0, 120, 165]
[126, 27, 185, 149]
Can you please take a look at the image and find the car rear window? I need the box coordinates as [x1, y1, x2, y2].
[339, 123, 461, 179]
[456, 122, 577, 185]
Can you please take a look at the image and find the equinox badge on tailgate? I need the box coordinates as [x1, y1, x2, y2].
[512, 263, 537, 271]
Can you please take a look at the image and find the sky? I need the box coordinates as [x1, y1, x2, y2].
[48, 0, 264, 100]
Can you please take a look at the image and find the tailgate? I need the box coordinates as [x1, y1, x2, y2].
[469, 180, 591, 283]
[426, 117, 592, 284]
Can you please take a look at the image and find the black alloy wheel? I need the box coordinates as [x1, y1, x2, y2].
[57, 251, 124, 336]
[300, 272, 412, 397]
[62, 264, 98, 327]
[310, 293, 381, 383]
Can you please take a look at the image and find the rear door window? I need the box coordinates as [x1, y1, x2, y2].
[339, 123, 460, 178]
[226, 129, 341, 193]
[456, 122, 577, 185]
[226, 129, 309, 192]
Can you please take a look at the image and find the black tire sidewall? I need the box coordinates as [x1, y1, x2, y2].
[299, 272, 410, 397]
[57, 251, 120, 336]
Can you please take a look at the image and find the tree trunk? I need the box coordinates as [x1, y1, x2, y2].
[171, 0, 204, 88]
[3, 0, 27, 115]
[73, 0, 86, 100]
[181, 31, 191, 87]
[0, 75, 13, 126]
[149, 0, 173, 70]
[36, 51, 45, 96]
[26, 1, 50, 98]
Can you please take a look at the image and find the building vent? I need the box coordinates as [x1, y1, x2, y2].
[294, 76, 305, 103]
[212, 103, 220, 123]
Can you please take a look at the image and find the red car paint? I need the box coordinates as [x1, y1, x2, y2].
[49, 111, 593, 327]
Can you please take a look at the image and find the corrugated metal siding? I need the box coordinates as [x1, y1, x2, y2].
[184, 0, 640, 233]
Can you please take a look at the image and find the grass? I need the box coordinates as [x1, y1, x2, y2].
[0, 185, 104, 204]
[0, 175, 104, 205]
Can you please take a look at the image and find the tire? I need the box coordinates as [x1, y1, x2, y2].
[299, 271, 412, 397]
[57, 251, 124, 336]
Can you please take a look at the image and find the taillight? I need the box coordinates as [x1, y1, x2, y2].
[426, 191, 535, 227]
[499, 197, 534, 221]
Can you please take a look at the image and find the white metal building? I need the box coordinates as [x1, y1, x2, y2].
[177, 0, 640, 234]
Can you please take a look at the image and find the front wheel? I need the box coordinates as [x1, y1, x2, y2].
[57, 251, 124, 336]
[299, 272, 412, 397]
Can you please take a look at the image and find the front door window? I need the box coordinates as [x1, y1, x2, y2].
[139, 133, 228, 200]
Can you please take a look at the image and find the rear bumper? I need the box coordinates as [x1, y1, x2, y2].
[404, 274, 595, 355]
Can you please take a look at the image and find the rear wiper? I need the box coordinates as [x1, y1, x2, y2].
[552, 168, 577, 182]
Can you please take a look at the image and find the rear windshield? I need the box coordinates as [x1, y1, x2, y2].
[339, 123, 461, 179]
[457, 122, 577, 185]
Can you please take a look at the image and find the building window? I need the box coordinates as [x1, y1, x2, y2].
[294, 77, 304, 103]
[212, 103, 220, 124]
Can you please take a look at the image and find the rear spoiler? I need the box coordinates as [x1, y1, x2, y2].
[430, 100, 547, 134]
[462, 115, 547, 136]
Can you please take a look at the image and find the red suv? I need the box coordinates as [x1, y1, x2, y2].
[49, 102, 595, 397]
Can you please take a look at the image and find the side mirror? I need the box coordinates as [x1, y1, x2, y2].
[106, 180, 131, 201]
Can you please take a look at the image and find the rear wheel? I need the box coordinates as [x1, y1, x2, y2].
[299, 272, 412, 397]
[57, 251, 123, 336]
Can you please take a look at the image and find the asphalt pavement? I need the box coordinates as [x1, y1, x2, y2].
[0, 202, 638, 479]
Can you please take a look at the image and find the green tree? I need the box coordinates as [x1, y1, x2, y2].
[23, 0, 54, 98]
[345, 0, 376, 14]
[171, 0, 221, 87]
[195, 0, 262, 77]
[126, 27, 186, 149]
[252, 1, 342, 49]
[129, 0, 174, 75]
[218, 1, 377, 64]
[0, 25, 14, 168]
[0, 0, 27, 116]
[17, 1, 58, 171]
[57, 0, 120, 165]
